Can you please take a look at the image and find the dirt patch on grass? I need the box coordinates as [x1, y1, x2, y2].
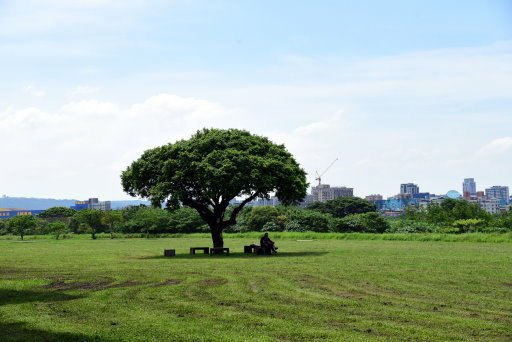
[43, 278, 150, 291]
[503, 283, 512, 288]
[42, 278, 181, 291]
[200, 278, 227, 286]
[149, 279, 182, 287]
[110, 280, 149, 288]
[43, 279, 114, 291]
[156, 279, 182, 286]
[0, 268, 24, 279]
[0, 268, 20, 275]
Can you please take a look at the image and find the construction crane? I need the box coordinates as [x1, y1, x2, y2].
[315, 158, 338, 186]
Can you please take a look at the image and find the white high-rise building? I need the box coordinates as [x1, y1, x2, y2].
[311, 184, 353, 202]
[478, 198, 500, 214]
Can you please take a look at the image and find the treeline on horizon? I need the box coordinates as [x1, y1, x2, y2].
[1, 197, 511, 240]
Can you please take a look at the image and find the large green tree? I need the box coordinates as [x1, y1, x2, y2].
[101, 210, 124, 238]
[71, 209, 105, 239]
[121, 128, 307, 247]
[8, 215, 38, 240]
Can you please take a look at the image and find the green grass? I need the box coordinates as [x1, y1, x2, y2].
[0, 237, 511, 341]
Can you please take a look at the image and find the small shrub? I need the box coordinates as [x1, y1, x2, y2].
[262, 221, 280, 232]
[331, 212, 389, 233]
[387, 220, 438, 233]
[284, 220, 306, 232]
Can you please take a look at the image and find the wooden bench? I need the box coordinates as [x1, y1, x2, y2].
[244, 245, 263, 254]
[210, 247, 229, 255]
[190, 247, 209, 255]
[164, 249, 176, 257]
[252, 245, 273, 255]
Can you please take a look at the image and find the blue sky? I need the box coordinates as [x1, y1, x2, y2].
[1, 0, 511, 200]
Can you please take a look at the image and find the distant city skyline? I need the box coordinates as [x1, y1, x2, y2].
[1, 1, 511, 200]
[2, 177, 510, 203]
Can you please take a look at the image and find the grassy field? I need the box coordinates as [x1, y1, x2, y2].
[0, 237, 511, 341]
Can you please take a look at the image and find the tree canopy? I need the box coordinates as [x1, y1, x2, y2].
[121, 128, 308, 247]
[38, 207, 76, 218]
[307, 197, 376, 218]
[70, 209, 105, 239]
[425, 199, 490, 225]
[8, 215, 38, 240]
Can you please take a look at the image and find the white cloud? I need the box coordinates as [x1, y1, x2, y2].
[0, 93, 235, 199]
[130, 94, 225, 122]
[293, 111, 343, 136]
[69, 86, 99, 98]
[22, 84, 45, 97]
[61, 100, 120, 117]
[1, 106, 56, 127]
[478, 137, 512, 155]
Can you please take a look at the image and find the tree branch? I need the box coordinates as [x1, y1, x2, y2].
[225, 191, 260, 226]
[182, 198, 214, 224]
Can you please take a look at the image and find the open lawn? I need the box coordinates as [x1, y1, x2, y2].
[0, 237, 511, 341]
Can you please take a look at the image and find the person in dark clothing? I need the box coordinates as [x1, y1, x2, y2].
[260, 233, 277, 254]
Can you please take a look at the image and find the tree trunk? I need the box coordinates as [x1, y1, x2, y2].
[210, 226, 224, 248]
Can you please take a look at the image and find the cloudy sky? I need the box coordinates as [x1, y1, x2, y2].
[1, 0, 511, 200]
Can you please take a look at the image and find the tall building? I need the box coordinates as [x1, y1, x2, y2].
[311, 184, 353, 202]
[400, 183, 419, 195]
[485, 186, 510, 206]
[462, 178, 477, 198]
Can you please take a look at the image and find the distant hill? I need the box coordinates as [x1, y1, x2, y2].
[0, 196, 149, 210]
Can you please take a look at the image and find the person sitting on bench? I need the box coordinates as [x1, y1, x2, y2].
[260, 233, 278, 254]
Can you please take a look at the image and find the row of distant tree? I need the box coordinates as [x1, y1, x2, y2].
[390, 198, 512, 233]
[234, 197, 512, 234]
[0, 206, 205, 240]
[0, 197, 511, 239]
